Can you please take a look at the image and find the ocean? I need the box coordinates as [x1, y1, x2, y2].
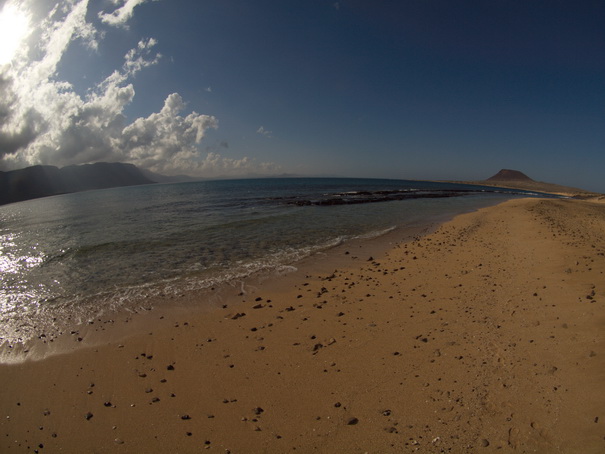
[0, 177, 550, 346]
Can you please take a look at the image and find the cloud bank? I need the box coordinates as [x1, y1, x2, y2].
[0, 0, 279, 177]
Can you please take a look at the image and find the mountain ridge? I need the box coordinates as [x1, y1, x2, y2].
[486, 169, 534, 182]
[0, 162, 155, 206]
[449, 169, 601, 198]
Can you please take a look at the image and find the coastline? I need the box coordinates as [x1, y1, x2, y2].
[1, 197, 603, 452]
[443, 179, 605, 200]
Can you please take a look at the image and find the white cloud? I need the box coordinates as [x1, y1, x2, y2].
[257, 126, 272, 138]
[98, 0, 153, 28]
[0, 0, 281, 178]
[118, 93, 219, 171]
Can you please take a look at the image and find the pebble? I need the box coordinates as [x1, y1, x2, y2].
[347, 417, 359, 425]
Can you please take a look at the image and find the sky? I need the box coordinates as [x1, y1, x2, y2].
[0, 0, 604, 191]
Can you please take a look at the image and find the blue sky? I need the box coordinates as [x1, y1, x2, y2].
[1, 1, 604, 191]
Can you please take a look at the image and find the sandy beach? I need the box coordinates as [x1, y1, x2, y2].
[1, 197, 604, 453]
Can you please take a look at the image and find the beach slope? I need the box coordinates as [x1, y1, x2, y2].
[1, 198, 604, 453]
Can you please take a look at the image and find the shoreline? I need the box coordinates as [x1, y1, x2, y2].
[0, 192, 505, 356]
[0, 212, 441, 364]
[1, 197, 603, 452]
[442, 179, 605, 199]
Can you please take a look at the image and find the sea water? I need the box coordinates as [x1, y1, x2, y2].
[0, 177, 550, 345]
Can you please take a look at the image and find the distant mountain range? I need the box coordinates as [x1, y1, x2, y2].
[1, 164, 600, 206]
[452, 169, 600, 197]
[0, 162, 156, 206]
[0, 162, 309, 206]
[486, 169, 534, 182]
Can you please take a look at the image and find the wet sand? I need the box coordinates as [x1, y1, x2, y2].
[1, 198, 604, 453]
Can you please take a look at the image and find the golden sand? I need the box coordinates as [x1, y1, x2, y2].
[1, 198, 604, 453]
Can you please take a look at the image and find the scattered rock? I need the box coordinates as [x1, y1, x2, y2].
[85, 412, 94, 421]
[346, 417, 359, 425]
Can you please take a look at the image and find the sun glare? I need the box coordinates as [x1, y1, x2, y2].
[0, 3, 30, 65]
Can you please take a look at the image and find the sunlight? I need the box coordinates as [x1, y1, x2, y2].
[0, 3, 30, 65]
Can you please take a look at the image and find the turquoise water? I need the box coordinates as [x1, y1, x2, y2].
[0, 177, 548, 345]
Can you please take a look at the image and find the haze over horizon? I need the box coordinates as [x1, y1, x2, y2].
[0, 0, 603, 192]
